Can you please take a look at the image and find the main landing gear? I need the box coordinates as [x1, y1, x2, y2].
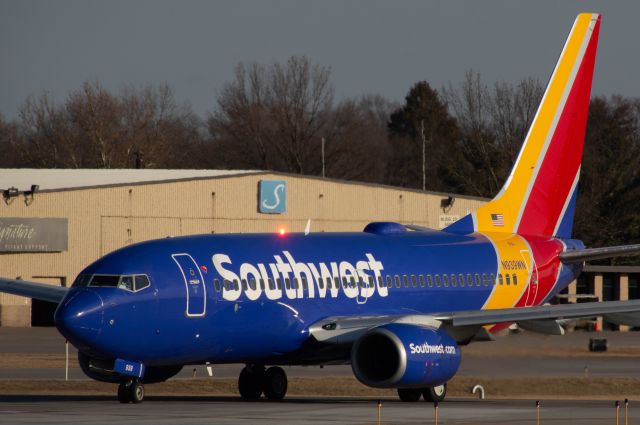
[238, 364, 288, 400]
[118, 379, 145, 403]
[397, 383, 447, 403]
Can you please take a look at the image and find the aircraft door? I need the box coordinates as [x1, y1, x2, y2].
[520, 249, 539, 307]
[172, 253, 207, 317]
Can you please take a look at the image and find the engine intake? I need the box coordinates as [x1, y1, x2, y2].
[351, 323, 460, 388]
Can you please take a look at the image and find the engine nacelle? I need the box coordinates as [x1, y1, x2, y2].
[351, 323, 460, 388]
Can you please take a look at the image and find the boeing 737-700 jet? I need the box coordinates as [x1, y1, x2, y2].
[3, 13, 640, 404]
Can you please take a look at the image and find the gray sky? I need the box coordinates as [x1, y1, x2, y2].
[1, 1, 638, 120]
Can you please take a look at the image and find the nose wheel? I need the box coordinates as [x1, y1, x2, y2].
[238, 365, 288, 400]
[118, 380, 145, 403]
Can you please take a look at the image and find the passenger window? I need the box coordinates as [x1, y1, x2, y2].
[459, 274, 465, 287]
[498, 274, 503, 285]
[242, 279, 248, 291]
[326, 277, 332, 289]
[134, 275, 150, 291]
[276, 278, 283, 290]
[489, 274, 495, 287]
[443, 274, 449, 287]
[294, 278, 300, 289]
[467, 274, 473, 287]
[214, 278, 221, 292]
[427, 275, 433, 287]
[475, 273, 481, 286]
[350, 277, 357, 288]
[318, 277, 324, 290]
[482, 273, 488, 286]
[411, 275, 417, 288]
[435, 275, 441, 287]
[513, 274, 518, 286]
[386, 275, 393, 288]
[451, 274, 457, 287]
[369, 276, 375, 288]
[506, 274, 511, 285]
[268, 278, 275, 290]
[395, 275, 401, 288]
[233, 279, 240, 290]
[378, 276, 385, 288]
[334, 277, 340, 289]
[259, 279, 265, 291]
[223, 279, 230, 290]
[403, 275, 409, 288]
[419, 275, 425, 287]
[285, 278, 291, 290]
[249, 278, 256, 290]
[302, 277, 308, 291]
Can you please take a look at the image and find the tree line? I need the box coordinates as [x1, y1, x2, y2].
[1, 56, 639, 260]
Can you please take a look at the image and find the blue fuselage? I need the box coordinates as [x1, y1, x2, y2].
[55, 228, 581, 367]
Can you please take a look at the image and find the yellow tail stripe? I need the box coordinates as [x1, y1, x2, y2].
[474, 14, 594, 233]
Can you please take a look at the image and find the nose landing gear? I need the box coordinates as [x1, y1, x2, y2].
[118, 379, 145, 403]
[238, 364, 288, 400]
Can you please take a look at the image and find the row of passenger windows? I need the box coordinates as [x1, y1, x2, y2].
[212, 272, 519, 292]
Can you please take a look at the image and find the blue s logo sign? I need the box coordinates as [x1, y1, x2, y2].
[259, 180, 286, 214]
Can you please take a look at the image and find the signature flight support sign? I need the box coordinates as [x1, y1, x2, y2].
[259, 180, 287, 214]
[0, 218, 68, 252]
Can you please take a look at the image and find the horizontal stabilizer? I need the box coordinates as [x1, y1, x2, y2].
[0, 278, 69, 304]
[559, 244, 640, 263]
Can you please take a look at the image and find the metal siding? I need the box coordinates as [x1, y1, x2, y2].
[0, 173, 485, 323]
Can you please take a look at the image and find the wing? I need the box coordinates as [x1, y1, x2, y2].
[309, 299, 640, 345]
[0, 277, 69, 304]
[560, 244, 640, 263]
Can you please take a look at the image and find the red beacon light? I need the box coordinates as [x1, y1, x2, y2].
[278, 227, 286, 236]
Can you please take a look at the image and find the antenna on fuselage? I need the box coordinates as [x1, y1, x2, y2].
[304, 219, 311, 236]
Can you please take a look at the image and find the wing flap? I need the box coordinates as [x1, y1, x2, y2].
[0, 278, 69, 304]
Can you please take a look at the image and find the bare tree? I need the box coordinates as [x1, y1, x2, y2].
[442, 71, 543, 197]
[209, 56, 334, 174]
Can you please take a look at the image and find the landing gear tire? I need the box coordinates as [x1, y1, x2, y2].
[118, 380, 145, 404]
[238, 365, 264, 400]
[397, 388, 422, 402]
[422, 383, 447, 403]
[263, 367, 288, 400]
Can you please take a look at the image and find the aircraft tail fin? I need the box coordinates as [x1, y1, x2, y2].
[446, 13, 600, 238]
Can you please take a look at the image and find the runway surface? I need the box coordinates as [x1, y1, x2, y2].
[0, 396, 634, 425]
[2, 328, 640, 423]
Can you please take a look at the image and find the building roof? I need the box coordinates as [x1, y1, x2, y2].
[0, 168, 489, 201]
[0, 169, 261, 192]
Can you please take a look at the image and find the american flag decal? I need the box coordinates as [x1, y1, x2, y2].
[491, 214, 504, 226]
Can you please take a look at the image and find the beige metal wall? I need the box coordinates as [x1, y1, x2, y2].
[0, 172, 485, 326]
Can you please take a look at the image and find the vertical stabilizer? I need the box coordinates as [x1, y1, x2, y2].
[446, 13, 600, 238]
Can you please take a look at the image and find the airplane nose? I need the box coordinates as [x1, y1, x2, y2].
[55, 289, 104, 349]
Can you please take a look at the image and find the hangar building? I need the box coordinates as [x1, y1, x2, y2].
[0, 169, 484, 327]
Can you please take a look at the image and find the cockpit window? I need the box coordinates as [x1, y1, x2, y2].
[118, 276, 134, 291]
[72, 274, 92, 287]
[90, 275, 121, 287]
[134, 275, 150, 291]
[74, 274, 151, 292]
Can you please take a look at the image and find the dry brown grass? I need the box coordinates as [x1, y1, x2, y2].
[0, 354, 78, 369]
[1, 376, 640, 399]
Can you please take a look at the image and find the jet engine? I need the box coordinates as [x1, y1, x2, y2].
[78, 352, 182, 384]
[351, 323, 460, 388]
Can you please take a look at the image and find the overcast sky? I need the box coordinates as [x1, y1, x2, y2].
[1, 1, 638, 120]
